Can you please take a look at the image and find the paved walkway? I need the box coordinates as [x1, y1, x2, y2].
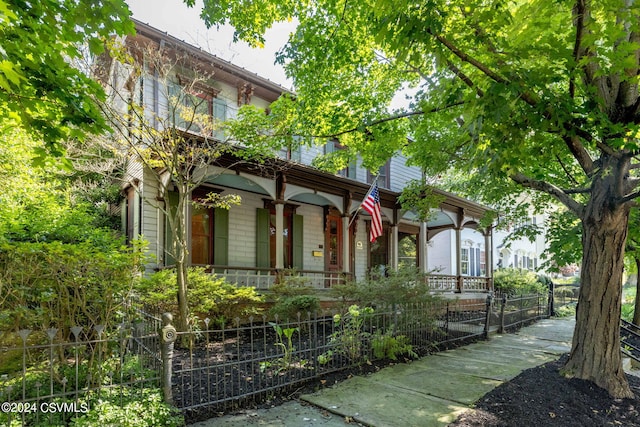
[190, 318, 576, 427]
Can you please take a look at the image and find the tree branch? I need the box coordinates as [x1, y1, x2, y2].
[446, 60, 484, 97]
[310, 101, 466, 139]
[510, 172, 584, 217]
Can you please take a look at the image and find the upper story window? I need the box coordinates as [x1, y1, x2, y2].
[367, 161, 390, 189]
[325, 140, 356, 179]
[167, 78, 227, 140]
[278, 135, 302, 162]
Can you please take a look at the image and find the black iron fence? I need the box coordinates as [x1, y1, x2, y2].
[1, 292, 550, 424]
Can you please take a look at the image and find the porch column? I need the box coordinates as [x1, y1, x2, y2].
[390, 224, 399, 271]
[485, 228, 494, 290]
[342, 215, 350, 273]
[456, 226, 463, 293]
[419, 222, 428, 274]
[275, 201, 284, 269]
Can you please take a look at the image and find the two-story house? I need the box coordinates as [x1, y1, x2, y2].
[103, 20, 495, 295]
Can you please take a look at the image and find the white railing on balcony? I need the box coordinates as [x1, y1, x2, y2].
[206, 266, 351, 290]
[425, 274, 458, 292]
[462, 276, 490, 292]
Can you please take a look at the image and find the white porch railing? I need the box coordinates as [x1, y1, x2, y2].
[203, 265, 491, 293]
[206, 266, 351, 290]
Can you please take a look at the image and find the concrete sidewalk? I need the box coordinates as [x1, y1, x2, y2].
[189, 318, 575, 427]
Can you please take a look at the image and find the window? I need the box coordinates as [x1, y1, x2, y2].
[124, 186, 140, 244]
[167, 79, 226, 139]
[325, 140, 356, 179]
[278, 136, 302, 162]
[367, 161, 390, 189]
[461, 248, 469, 275]
[480, 250, 486, 276]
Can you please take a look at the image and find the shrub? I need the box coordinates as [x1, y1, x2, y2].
[270, 294, 320, 321]
[337, 268, 437, 308]
[136, 267, 264, 325]
[0, 239, 145, 335]
[268, 272, 320, 321]
[493, 268, 546, 296]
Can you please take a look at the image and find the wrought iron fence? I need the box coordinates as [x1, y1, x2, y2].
[493, 291, 550, 333]
[0, 310, 162, 426]
[1, 292, 550, 424]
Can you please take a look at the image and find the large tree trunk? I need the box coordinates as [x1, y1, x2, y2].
[563, 181, 633, 398]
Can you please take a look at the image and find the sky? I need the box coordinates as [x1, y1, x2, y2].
[126, 0, 294, 90]
[126, 0, 414, 109]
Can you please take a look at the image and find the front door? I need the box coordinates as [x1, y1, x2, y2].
[325, 211, 343, 272]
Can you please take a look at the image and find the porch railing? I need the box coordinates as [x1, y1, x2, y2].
[205, 266, 492, 293]
[206, 266, 353, 289]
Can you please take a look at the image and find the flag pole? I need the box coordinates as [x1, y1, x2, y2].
[348, 177, 378, 228]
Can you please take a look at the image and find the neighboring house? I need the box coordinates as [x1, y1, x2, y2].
[429, 212, 548, 275]
[102, 20, 495, 295]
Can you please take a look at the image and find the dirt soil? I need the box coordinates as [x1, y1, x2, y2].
[449, 354, 640, 427]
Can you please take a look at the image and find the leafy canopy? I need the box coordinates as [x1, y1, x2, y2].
[193, 0, 640, 217]
[0, 0, 133, 158]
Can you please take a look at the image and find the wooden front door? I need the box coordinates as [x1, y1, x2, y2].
[325, 212, 343, 272]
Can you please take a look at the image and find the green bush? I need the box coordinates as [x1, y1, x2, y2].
[334, 268, 437, 307]
[270, 294, 320, 321]
[136, 267, 264, 325]
[493, 268, 546, 296]
[0, 239, 145, 334]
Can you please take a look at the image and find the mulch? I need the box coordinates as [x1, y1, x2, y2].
[449, 354, 640, 427]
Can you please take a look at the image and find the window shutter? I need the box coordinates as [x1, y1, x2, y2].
[256, 208, 270, 268]
[292, 214, 304, 269]
[213, 208, 229, 267]
[347, 159, 357, 179]
[325, 140, 335, 154]
[213, 98, 227, 140]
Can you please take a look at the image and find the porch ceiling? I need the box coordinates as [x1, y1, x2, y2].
[206, 173, 271, 196]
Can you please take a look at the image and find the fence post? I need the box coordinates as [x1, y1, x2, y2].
[498, 294, 506, 334]
[483, 293, 493, 339]
[160, 313, 177, 405]
[548, 281, 555, 316]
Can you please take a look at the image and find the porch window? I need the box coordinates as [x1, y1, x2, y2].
[369, 224, 389, 274]
[398, 233, 417, 268]
[461, 248, 469, 275]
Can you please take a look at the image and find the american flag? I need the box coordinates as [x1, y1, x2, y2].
[362, 183, 383, 242]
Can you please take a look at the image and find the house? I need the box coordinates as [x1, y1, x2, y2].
[102, 20, 496, 295]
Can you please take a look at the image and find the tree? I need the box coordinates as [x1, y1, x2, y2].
[0, 0, 133, 158]
[96, 42, 280, 333]
[192, 0, 640, 397]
